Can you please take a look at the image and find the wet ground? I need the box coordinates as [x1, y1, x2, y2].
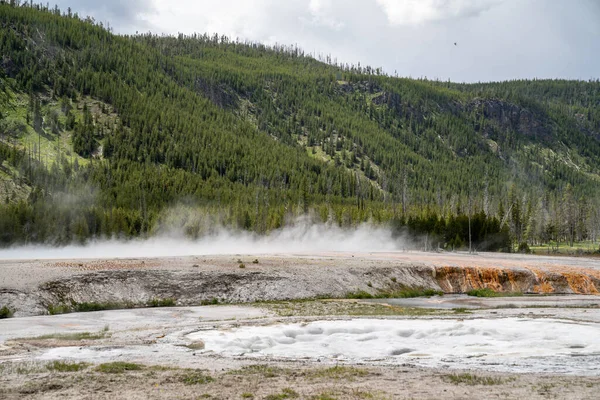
[367, 294, 600, 309]
[2, 252, 600, 398]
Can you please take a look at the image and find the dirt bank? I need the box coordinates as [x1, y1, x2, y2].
[1, 252, 600, 316]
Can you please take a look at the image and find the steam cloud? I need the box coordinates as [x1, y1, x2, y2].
[375, 0, 504, 25]
[0, 221, 410, 260]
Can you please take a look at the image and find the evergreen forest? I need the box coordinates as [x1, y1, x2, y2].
[1, 1, 599, 253]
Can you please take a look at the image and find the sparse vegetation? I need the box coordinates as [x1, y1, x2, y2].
[229, 364, 287, 378]
[346, 290, 375, 299]
[252, 259, 260, 264]
[73, 301, 129, 312]
[46, 361, 90, 372]
[148, 298, 176, 307]
[466, 288, 523, 298]
[310, 394, 337, 400]
[392, 288, 444, 298]
[265, 388, 299, 400]
[444, 373, 515, 386]
[0, 306, 13, 319]
[201, 298, 220, 306]
[47, 304, 72, 315]
[452, 307, 472, 314]
[345, 287, 443, 300]
[96, 362, 143, 374]
[239, 263, 246, 269]
[179, 370, 214, 385]
[305, 366, 368, 381]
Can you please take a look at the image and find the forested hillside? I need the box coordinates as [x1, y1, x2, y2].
[0, 2, 599, 252]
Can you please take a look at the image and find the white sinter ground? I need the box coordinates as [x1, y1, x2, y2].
[189, 318, 600, 375]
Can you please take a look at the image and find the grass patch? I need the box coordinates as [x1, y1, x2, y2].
[47, 304, 72, 315]
[148, 298, 176, 307]
[265, 388, 299, 400]
[346, 287, 443, 300]
[305, 365, 368, 380]
[311, 394, 337, 400]
[201, 298, 220, 306]
[48, 301, 137, 314]
[346, 290, 375, 299]
[444, 373, 514, 386]
[241, 393, 254, 399]
[229, 364, 287, 378]
[452, 307, 472, 314]
[179, 370, 214, 385]
[0, 306, 13, 319]
[466, 288, 523, 298]
[391, 288, 444, 298]
[46, 361, 90, 372]
[96, 362, 143, 374]
[73, 301, 127, 312]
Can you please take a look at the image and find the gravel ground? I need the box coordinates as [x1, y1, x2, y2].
[1, 302, 600, 399]
[1, 252, 600, 398]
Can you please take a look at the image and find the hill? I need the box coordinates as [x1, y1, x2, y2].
[0, 2, 599, 251]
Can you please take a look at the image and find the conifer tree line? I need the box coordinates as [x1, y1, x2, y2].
[0, 1, 599, 252]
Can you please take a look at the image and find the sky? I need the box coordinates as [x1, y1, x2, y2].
[51, 0, 600, 83]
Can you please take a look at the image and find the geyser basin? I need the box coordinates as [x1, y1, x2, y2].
[190, 318, 600, 375]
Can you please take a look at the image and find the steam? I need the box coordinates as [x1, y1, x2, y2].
[0, 220, 411, 260]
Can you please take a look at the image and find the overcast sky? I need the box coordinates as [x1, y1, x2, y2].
[52, 0, 600, 83]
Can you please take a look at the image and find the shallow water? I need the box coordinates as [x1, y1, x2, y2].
[189, 318, 600, 375]
[366, 295, 600, 309]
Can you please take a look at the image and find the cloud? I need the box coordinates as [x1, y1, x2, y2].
[375, 0, 503, 25]
[306, 0, 345, 30]
[53, 0, 154, 29]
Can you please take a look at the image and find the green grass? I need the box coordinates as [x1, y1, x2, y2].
[47, 304, 72, 315]
[346, 287, 443, 299]
[452, 307, 472, 314]
[148, 298, 176, 307]
[228, 364, 286, 378]
[311, 394, 337, 400]
[179, 370, 214, 385]
[305, 366, 368, 380]
[443, 373, 515, 386]
[0, 306, 13, 319]
[46, 361, 90, 372]
[48, 301, 137, 314]
[96, 362, 143, 374]
[392, 288, 444, 298]
[265, 388, 299, 400]
[73, 301, 128, 312]
[346, 290, 375, 299]
[530, 241, 600, 256]
[466, 288, 523, 298]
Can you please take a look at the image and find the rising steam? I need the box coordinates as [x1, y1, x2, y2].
[0, 220, 411, 260]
